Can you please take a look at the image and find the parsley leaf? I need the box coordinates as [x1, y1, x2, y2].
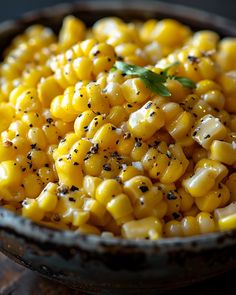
[114, 61, 196, 96]
[173, 76, 196, 89]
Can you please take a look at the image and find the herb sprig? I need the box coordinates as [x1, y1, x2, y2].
[114, 61, 196, 97]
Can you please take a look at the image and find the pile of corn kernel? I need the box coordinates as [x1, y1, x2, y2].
[1, 16, 236, 239]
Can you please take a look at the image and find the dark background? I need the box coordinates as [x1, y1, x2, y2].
[0, 0, 235, 22]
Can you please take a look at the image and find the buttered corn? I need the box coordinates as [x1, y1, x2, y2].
[1, 15, 236, 239]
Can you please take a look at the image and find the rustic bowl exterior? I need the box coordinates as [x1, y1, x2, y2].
[0, 2, 236, 294]
[1, 209, 236, 294]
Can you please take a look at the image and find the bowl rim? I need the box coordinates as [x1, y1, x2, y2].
[1, 207, 236, 252]
[1, 0, 236, 252]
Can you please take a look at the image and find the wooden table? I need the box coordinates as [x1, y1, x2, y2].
[0, 252, 235, 295]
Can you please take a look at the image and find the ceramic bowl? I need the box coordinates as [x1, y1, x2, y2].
[0, 2, 236, 294]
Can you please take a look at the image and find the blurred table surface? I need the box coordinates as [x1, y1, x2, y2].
[0, 252, 235, 295]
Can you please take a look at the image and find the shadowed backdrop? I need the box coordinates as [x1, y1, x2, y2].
[0, 0, 235, 22]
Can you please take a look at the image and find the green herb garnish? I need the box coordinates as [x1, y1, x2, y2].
[114, 61, 196, 97]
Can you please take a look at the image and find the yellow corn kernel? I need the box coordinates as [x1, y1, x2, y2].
[226, 173, 236, 201]
[83, 198, 106, 224]
[165, 79, 190, 102]
[89, 41, 115, 59]
[191, 30, 219, 51]
[30, 150, 49, 169]
[192, 114, 228, 149]
[72, 210, 90, 227]
[178, 188, 194, 212]
[43, 124, 60, 145]
[128, 101, 165, 140]
[183, 168, 216, 197]
[22, 112, 44, 128]
[123, 176, 152, 204]
[163, 189, 181, 217]
[93, 123, 121, 150]
[92, 56, 113, 76]
[9, 120, 28, 137]
[215, 202, 236, 231]
[104, 82, 125, 106]
[95, 179, 122, 205]
[210, 140, 236, 165]
[218, 71, 236, 96]
[23, 174, 43, 199]
[195, 159, 228, 184]
[11, 136, 29, 154]
[107, 193, 133, 220]
[0, 142, 16, 162]
[122, 216, 162, 240]
[73, 57, 93, 80]
[225, 94, 236, 113]
[181, 216, 200, 236]
[133, 186, 163, 219]
[0, 161, 22, 188]
[166, 111, 194, 142]
[15, 88, 41, 115]
[22, 198, 44, 222]
[218, 214, 236, 231]
[131, 141, 149, 162]
[0, 103, 15, 133]
[86, 115, 108, 139]
[72, 85, 88, 113]
[59, 15, 85, 49]
[38, 76, 62, 108]
[152, 19, 190, 47]
[107, 105, 128, 126]
[27, 127, 47, 150]
[116, 134, 135, 156]
[51, 95, 75, 122]
[141, 147, 159, 171]
[83, 152, 106, 177]
[195, 184, 230, 212]
[119, 165, 143, 182]
[74, 110, 96, 138]
[55, 156, 83, 188]
[164, 220, 183, 237]
[159, 101, 182, 124]
[55, 193, 83, 221]
[38, 167, 56, 184]
[85, 82, 110, 114]
[196, 212, 215, 234]
[195, 79, 220, 96]
[100, 158, 121, 179]
[230, 116, 236, 132]
[148, 153, 169, 179]
[83, 176, 102, 198]
[37, 182, 58, 211]
[70, 139, 92, 164]
[202, 90, 225, 110]
[121, 78, 151, 103]
[160, 159, 184, 184]
[140, 19, 158, 42]
[217, 38, 236, 71]
[152, 200, 168, 219]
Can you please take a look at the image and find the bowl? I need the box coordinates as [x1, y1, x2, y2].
[0, 1, 236, 294]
